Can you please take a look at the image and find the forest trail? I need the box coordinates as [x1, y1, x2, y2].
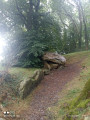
[22, 61, 81, 120]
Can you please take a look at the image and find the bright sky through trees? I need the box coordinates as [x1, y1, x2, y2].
[0, 35, 6, 60]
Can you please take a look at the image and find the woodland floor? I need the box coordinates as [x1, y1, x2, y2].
[22, 61, 81, 120]
[0, 51, 90, 120]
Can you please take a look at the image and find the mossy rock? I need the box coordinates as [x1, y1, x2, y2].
[78, 79, 90, 100]
[63, 79, 90, 120]
[19, 70, 44, 99]
[71, 79, 90, 108]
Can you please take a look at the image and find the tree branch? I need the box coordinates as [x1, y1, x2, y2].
[62, 6, 79, 34]
[59, 13, 69, 28]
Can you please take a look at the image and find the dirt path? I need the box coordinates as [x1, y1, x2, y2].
[21, 61, 81, 120]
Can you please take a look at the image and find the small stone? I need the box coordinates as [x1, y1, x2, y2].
[16, 115, 21, 118]
[42, 69, 50, 75]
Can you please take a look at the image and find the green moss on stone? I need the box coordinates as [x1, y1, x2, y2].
[63, 79, 90, 120]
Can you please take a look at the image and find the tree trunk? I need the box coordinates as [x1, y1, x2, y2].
[28, 0, 33, 30]
[73, 0, 82, 49]
[78, 0, 88, 50]
[35, 0, 40, 13]
[77, 3, 82, 49]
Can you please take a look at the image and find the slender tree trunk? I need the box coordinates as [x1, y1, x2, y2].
[78, 5, 82, 49]
[84, 22, 88, 50]
[28, 0, 40, 30]
[28, 0, 33, 30]
[78, 0, 88, 50]
[33, 0, 40, 30]
[35, 0, 40, 13]
[74, 0, 82, 49]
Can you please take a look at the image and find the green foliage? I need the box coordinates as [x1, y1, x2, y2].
[0, 0, 62, 67]
[12, 30, 46, 67]
[0, 0, 90, 67]
[66, 89, 80, 98]
[9, 16, 61, 67]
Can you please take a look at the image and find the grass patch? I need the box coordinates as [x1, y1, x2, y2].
[9, 67, 38, 81]
[66, 89, 80, 99]
[65, 50, 90, 64]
